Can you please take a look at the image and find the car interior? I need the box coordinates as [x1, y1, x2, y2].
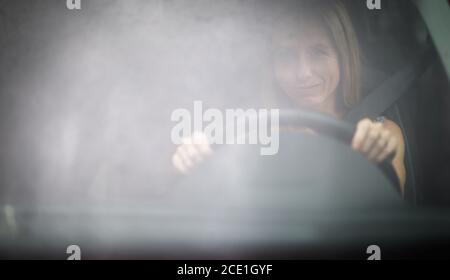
[0, 0, 449, 259]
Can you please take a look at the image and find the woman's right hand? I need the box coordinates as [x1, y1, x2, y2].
[171, 132, 213, 174]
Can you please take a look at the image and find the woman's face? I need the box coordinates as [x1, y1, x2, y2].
[273, 19, 341, 110]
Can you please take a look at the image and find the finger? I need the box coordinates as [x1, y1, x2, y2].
[177, 145, 195, 168]
[361, 122, 383, 154]
[172, 153, 188, 174]
[352, 118, 372, 151]
[196, 143, 212, 157]
[181, 135, 206, 163]
[192, 132, 213, 155]
[191, 132, 208, 144]
[376, 136, 398, 163]
[367, 130, 389, 161]
[183, 142, 205, 163]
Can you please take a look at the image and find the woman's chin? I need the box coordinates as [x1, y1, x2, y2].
[292, 95, 326, 109]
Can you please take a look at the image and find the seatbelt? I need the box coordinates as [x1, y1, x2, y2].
[344, 48, 433, 124]
[344, 47, 434, 203]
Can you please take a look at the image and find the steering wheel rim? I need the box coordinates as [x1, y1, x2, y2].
[206, 109, 400, 192]
[278, 109, 355, 145]
[278, 109, 400, 191]
[280, 110, 400, 191]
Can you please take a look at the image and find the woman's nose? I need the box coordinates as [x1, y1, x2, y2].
[296, 56, 314, 82]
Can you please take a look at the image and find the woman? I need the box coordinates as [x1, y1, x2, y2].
[171, 0, 407, 193]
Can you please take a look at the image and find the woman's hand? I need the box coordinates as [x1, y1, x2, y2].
[351, 118, 398, 163]
[171, 132, 213, 174]
[351, 118, 406, 191]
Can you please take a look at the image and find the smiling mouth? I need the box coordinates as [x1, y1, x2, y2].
[296, 84, 322, 90]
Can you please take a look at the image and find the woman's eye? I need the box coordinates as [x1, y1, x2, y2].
[310, 47, 330, 58]
[275, 48, 296, 61]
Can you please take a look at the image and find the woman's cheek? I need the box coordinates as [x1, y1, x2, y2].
[275, 62, 295, 82]
[275, 65, 296, 93]
[317, 59, 340, 99]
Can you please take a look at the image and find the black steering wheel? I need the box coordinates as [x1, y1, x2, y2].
[204, 109, 400, 192]
[276, 109, 400, 191]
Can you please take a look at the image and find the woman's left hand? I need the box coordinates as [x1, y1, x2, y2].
[351, 118, 399, 163]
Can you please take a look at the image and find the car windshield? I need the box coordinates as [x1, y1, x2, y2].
[0, 0, 449, 259]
